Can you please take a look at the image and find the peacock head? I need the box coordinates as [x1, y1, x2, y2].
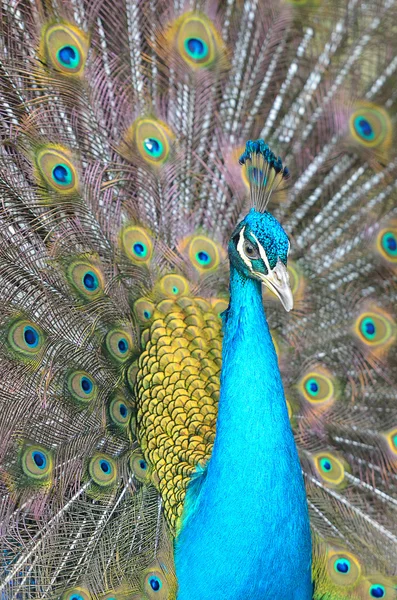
[229, 139, 293, 311]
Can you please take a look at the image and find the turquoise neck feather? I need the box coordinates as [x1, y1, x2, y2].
[175, 266, 312, 600]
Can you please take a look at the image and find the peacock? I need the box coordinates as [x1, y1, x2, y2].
[0, 0, 396, 598]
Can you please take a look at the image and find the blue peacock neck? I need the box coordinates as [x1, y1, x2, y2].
[175, 265, 312, 600]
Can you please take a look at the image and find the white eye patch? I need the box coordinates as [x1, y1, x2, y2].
[237, 227, 272, 274]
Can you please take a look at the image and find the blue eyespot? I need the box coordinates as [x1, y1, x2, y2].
[32, 451, 47, 469]
[143, 137, 163, 158]
[172, 286, 179, 294]
[184, 37, 208, 60]
[382, 232, 397, 257]
[83, 271, 99, 291]
[139, 459, 147, 470]
[52, 163, 72, 185]
[132, 242, 148, 258]
[149, 576, 162, 591]
[195, 251, 211, 265]
[334, 558, 350, 574]
[370, 585, 386, 598]
[80, 376, 93, 394]
[118, 338, 128, 354]
[119, 403, 127, 418]
[320, 458, 332, 472]
[23, 326, 39, 348]
[393, 434, 397, 450]
[100, 459, 112, 474]
[305, 378, 319, 396]
[57, 45, 79, 69]
[143, 310, 151, 320]
[354, 116, 375, 141]
[361, 317, 376, 340]
[70, 595, 84, 600]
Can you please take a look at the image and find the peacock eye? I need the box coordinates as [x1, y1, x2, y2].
[370, 585, 386, 598]
[243, 240, 260, 259]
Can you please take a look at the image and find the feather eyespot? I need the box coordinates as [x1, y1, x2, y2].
[349, 103, 392, 151]
[313, 453, 347, 488]
[67, 371, 97, 404]
[354, 309, 395, 350]
[158, 274, 190, 298]
[181, 235, 223, 273]
[370, 586, 386, 598]
[108, 394, 133, 429]
[129, 450, 152, 483]
[298, 369, 336, 407]
[121, 226, 154, 265]
[61, 587, 91, 600]
[88, 454, 117, 487]
[123, 118, 174, 166]
[42, 23, 89, 76]
[134, 298, 156, 323]
[35, 147, 79, 196]
[143, 567, 169, 599]
[171, 12, 226, 70]
[105, 328, 135, 363]
[326, 549, 361, 586]
[8, 320, 45, 356]
[21, 445, 53, 481]
[376, 227, 397, 263]
[67, 260, 105, 300]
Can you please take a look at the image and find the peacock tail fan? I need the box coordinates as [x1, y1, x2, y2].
[0, 0, 396, 598]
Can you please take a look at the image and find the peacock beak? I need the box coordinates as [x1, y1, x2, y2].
[258, 259, 293, 312]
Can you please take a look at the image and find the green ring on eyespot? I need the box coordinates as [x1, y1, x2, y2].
[353, 115, 375, 141]
[82, 270, 99, 292]
[320, 457, 333, 472]
[132, 241, 148, 258]
[52, 163, 73, 186]
[56, 44, 80, 69]
[184, 37, 208, 60]
[360, 317, 376, 340]
[143, 137, 163, 158]
[195, 250, 211, 265]
[305, 377, 319, 397]
[381, 232, 397, 257]
[369, 584, 386, 598]
[334, 558, 351, 575]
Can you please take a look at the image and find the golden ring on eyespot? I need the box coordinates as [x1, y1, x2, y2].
[384, 428, 397, 456]
[61, 587, 92, 600]
[129, 450, 152, 483]
[121, 226, 154, 265]
[134, 298, 156, 323]
[349, 103, 392, 150]
[354, 311, 394, 347]
[88, 453, 118, 487]
[21, 445, 53, 480]
[108, 394, 132, 428]
[8, 319, 45, 356]
[67, 261, 105, 299]
[143, 566, 170, 599]
[175, 12, 224, 69]
[36, 147, 79, 195]
[313, 453, 346, 487]
[187, 235, 222, 272]
[158, 274, 190, 298]
[67, 371, 97, 404]
[326, 548, 361, 586]
[43, 23, 88, 76]
[105, 328, 134, 362]
[299, 371, 334, 404]
[133, 118, 174, 165]
[376, 227, 397, 264]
